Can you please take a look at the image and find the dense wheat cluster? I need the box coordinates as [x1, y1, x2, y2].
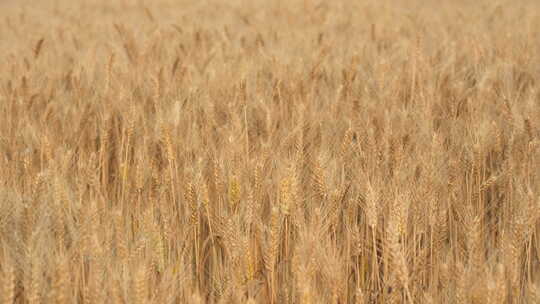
[1, 0, 540, 303]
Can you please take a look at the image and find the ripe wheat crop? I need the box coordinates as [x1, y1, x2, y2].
[1, 0, 540, 303]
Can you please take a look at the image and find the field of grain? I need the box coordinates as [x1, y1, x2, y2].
[1, 0, 540, 303]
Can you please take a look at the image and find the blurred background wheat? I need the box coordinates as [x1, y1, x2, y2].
[1, 0, 540, 303]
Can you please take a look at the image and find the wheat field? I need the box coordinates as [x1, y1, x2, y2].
[0, 0, 539, 303]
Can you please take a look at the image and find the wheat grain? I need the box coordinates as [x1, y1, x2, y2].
[1, 1, 539, 303]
